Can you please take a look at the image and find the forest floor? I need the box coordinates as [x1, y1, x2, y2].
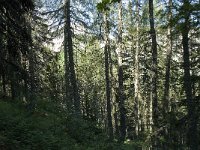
[0, 100, 144, 150]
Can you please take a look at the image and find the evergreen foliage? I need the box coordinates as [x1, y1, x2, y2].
[0, 0, 199, 149]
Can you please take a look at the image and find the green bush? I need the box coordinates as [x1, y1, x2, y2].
[0, 100, 142, 150]
[0, 101, 76, 150]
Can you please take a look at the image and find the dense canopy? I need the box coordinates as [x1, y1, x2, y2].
[0, 0, 199, 149]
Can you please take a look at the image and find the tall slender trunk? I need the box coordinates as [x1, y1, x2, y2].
[147, 81, 153, 134]
[0, 47, 6, 96]
[182, 1, 198, 149]
[26, 19, 37, 111]
[163, 0, 172, 115]
[7, 36, 17, 100]
[0, 34, 6, 96]
[103, 12, 113, 140]
[163, 1, 172, 148]
[64, 0, 80, 115]
[114, 104, 120, 139]
[149, 0, 158, 128]
[64, 0, 72, 113]
[103, 12, 114, 140]
[2, 72, 6, 96]
[134, 0, 140, 137]
[28, 44, 36, 111]
[109, 37, 119, 139]
[117, 0, 126, 141]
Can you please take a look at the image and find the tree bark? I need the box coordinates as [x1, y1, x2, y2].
[163, 0, 172, 115]
[149, 0, 158, 128]
[163, 1, 172, 148]
[7, 36, 18, 100]
[64, 0, 72, 113]
[134, 0, 140, 138]
[103, 12, 114, 140]
[2, 72, 6, 96]
[64, 0, 80, 115]
[117, 0, 126, 142]
[0, 35, 7, 97]
[28, 44, 36, 111]
[26, 19, 37, 111]
[182, 1, 198, 149]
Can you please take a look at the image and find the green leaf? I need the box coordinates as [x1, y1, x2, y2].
[97, 0, 121, 12]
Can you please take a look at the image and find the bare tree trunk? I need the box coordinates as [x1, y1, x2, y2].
[103, 12, 113, 140]
[147, 79, 153, 134]
[149, 0, 159, 148]
[134, 0, 141, 138]
[24, 15, 37, 112]
[7, 36, 18, 100]
[0, 35, 7, 97]
[0, 53, 7, 97]
[64, 0, 80, 115]
[114, 105, 120, 139]
[2, 72, 6, 96]
[109, 38, 119, 139]
[28, 44, 36, 111]
[163, 1, 172, 148]
[182, 1, 198, 149]
[64, 0, 72, 113]
[117, 0, 126, 142]
[163, 0, 172, 115]
[149, 0, 158, 129]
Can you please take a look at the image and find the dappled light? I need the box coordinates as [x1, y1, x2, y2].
[0, 0, 199, 149]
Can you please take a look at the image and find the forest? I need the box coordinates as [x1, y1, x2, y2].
[0, 0, 199, 149]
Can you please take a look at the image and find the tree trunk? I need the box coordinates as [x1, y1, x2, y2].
[182, 1, 198, 149]
[0, 34, 7, 97]
[163, 0, 172, 115]
[163, 1, 172, 148]
[2, 72, 6, 96]
[28, 45, 36, 111]
[117, 0, 126, 142]
[64, 0, 72, 113]
[134, 0, 140, 138]
[7, 36, 18, 100]
[149, 0, 158, 129]
[103, 12, 114, 140]
[24, 15, 37, 112]
[109, 36, 119, 139]
[149, 0, 159, 148]
[64, 0, 80, 115]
